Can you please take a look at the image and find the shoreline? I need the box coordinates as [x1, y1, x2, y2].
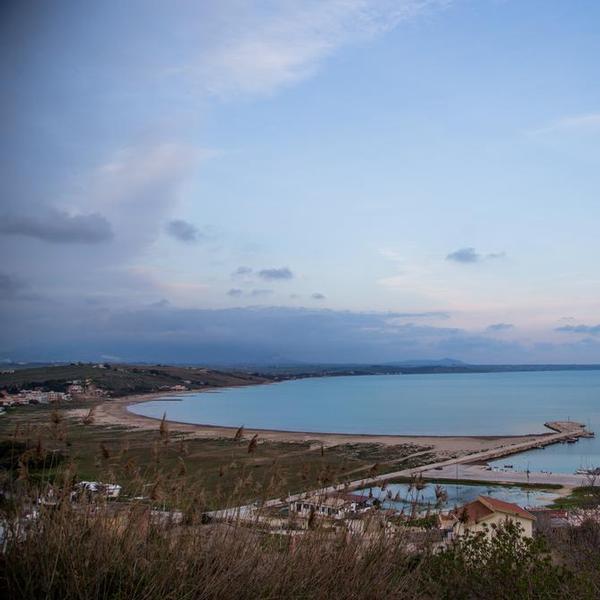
[67, 390, 560, 458]
[124, 393, 548, 440]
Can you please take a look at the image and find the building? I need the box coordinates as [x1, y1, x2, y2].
[446, 496, 535, 539]
[19, 389, 49, 404]
[47, 391, 70, 403]
[73, 481, 122, 500]
[67, 383, 85, 395]
[290, 492, 371, 520]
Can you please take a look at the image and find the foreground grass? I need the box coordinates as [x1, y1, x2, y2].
[0, 402, 434, 508]
[1, 476, 599, 599]
[1, 408, 600, 599]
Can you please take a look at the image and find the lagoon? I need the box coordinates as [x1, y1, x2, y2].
[354, 482, 560, 511]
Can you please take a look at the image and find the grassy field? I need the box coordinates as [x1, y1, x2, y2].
[0, 399, 436, 509]
[549, 486, 600, 509]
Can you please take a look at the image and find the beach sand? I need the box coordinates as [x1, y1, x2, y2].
[67, 392, 552, 460]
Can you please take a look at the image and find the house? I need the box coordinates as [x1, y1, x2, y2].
[47, 391, 70, 403]
[73, 481, 122, 500]
[345, 509, 400, 535]
[446, 496, 535, 539]
[290, 492, 371, 520]
[67, 383, 85, 395]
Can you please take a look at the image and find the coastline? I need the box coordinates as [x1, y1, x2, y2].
[67, 390, 557, 459]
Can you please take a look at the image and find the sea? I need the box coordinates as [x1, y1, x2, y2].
[130, 370, 600, 501]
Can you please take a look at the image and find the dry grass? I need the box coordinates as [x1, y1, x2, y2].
[1, 414, 600, 599]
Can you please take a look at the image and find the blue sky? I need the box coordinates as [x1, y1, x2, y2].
[1, 0, 600, 363]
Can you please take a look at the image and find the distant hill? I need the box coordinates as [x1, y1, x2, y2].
[382, 358, 468, 368]
[0, 363, 269, 396]
[3, 361, 600, 397]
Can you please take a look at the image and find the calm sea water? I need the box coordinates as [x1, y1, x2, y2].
[354, 482, 560, 511]
[130, 370, 600, 474]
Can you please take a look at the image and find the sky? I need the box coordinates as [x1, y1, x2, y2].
[1, 0, 600, 364]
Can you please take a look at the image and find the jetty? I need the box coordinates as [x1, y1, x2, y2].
[288, 421, 595, 499]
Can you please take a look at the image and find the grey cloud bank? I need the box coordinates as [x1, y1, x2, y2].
[0, 272, 29, 300]
[0, 210, 113, 244]
[2, 302, 599, 365]
[556, 324, 600, 336]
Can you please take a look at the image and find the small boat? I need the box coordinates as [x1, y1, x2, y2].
[567, 438, 578, 444]
[503, 464, 513, 469]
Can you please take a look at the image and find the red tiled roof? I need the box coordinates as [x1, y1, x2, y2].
[477, 496, 536, 521]
[452, 496, 535, 526]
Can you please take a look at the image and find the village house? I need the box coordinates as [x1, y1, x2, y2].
[290, 492, 371, 520]
[67, 382, 85, 395]
[73, 481, 122, 500]
[443, 496, 535, 539]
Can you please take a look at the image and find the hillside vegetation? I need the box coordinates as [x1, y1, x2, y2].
[0, 363, 268, 396]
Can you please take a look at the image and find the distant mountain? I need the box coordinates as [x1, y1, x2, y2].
[383, 358, 468, 368]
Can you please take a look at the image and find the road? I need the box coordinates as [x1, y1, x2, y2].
[419, 463, 591, 488]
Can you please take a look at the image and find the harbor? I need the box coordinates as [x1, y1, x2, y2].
[210, 421, 596, 521]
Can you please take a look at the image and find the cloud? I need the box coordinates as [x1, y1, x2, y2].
[446, 247, 480, 263]
[0, 272, 28, 300]
[311, 293, 326, 300]
[446, 248, 505, 264]
[227, 287, 273, 298]
[556, 324, 600, 336]
[165, 219, 203, 243]
[486, 323, 514, 332]
[0, 304, 519, 364]
[258, 267, 294, 280]
[90, 143, 204, 249]
[193, 1, 452, 98]
[5, 301, 600, 364]
[0, 209, 113, 244]
[385, 312, 451, 324]
[250, 288, 274, 297]
[232, 266, 253, 278]
[531, 113, 600, 136]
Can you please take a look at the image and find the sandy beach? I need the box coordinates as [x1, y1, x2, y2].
[67, 392, 555, 460]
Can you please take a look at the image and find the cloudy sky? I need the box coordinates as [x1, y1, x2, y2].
[1, 0, 600, 364]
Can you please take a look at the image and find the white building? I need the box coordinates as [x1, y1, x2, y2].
[444, 495, 536, 539]
[290, 493, 371, 520]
